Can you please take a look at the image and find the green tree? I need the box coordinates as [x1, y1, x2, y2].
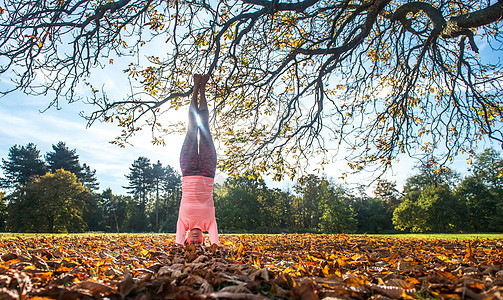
[2, 1, 502, 181]
[393, 166, 467, 232]
[81, 163, 100, 191]
[457, 148, 503, 232]
[364, 179, 402, 233]
[101, 188, 120, 233]
[123, 202, 151, 233]
[0, 192, 6, 231]
[261, 188, 295, 233]
[470, 148, 503, 190]
[1, 143, 47, 188]
[419, 185, 467, 232]
[124, 156, 153, 209]
[45, 142, 98, 190]
[293, 175, 324, 231]
[46, 142, 82, 175]
[392, 198, 426, 233]
[150, 161, 181, 231]
[403, 165, 460, 192]
[214, 176, 267, 233]
[152, 164, 181, 233]
[158, 186, 182, 233]
[123, 158, 180, 232]
[124, 157, 183, 232]
[456, 177, 497, 232]
[214, 174, 356, 234]
[319, 184, 357, 234]
[100, 188, 132, 233]
[83, 193, 105, 232]
[374, 179, 401, 217]
[353, 197, 390, 233]
[7, 169, 90, 233]
[293, 175, 356, 233]
[394, 184, 467, 233]
[151, 161, 164, 231]
[494, 201, 503, 232]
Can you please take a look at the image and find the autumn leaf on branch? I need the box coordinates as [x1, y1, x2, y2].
[1, 0, 503, 180]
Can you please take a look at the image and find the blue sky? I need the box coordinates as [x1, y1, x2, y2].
[0, 91, 192, 195]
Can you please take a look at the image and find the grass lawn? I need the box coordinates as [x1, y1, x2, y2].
[364, 233, 503, 240]
[0, 232, 173, 240]
[0, 232, 502, 240]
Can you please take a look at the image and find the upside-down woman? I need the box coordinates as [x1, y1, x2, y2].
[176, 73, 219, 246]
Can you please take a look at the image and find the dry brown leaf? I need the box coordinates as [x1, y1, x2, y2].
[0, 234, 501, 299]
[219, 285, 252, 293]
[0, 287, 18, 299]
[199, 279, 214, 294]
[385, 278, 415, 290]
[291, 282, 319, 300]
[118, 272, 135, 297]
[77, 280, 116, 296]
[369, 283, 411, 299]
[210, 291, 269, 299]
[250, 268, 270, 281]
[1, 253, 17, 262]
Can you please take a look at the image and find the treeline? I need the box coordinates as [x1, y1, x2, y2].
[0, 142, 182, 233]
[214, 147, 503, 233]
[1, 142, 502, 233]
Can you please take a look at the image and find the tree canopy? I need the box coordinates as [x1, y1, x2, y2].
[7, 169, 91, 233]
[46, 142, 99, 190]
[393, 150, 503, 232]
[0, 143, 47, 188]
[1, 0, 502, 180]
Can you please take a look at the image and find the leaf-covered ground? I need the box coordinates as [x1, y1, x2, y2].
[0, 234, 502, 299]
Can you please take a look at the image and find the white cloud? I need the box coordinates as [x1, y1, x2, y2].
[0, 93, 189, 195]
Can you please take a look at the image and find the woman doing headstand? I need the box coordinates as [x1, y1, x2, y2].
[176, 74, 219, 246]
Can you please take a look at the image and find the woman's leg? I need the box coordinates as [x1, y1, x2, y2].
[180, 74, 201, 177]
[197, 74, 217, 178]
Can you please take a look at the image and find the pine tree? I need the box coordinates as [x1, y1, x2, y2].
[1, 143, 47, 188]
[45, 141, 82, 175]
[124, 156, 153, 207]
[45, 141, 98, 190]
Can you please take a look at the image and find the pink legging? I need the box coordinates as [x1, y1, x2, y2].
[180, 106, 217, 178]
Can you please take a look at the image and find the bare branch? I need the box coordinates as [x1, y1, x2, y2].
[1, 0, 503, 180]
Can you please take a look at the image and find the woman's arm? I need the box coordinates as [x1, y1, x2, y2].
[207, 218, 219, 245]
[176, 219, 187, 245]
